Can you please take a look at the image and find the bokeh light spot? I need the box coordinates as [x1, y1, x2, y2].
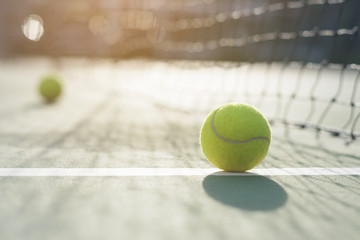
[22, 14, 44, 41]
[88, 15, 108, 35]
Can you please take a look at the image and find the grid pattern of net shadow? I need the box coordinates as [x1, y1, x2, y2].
[0, 58, 359, 170]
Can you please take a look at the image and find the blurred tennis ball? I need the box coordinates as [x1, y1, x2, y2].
[200, 103, 271, 172]
[38, 74, 62, 102]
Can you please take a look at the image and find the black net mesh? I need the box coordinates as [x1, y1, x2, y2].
[2, 0, 360, 62]
[0, 0, 359, 141]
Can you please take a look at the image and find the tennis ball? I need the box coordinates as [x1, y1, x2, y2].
[200, 103, 271, 172]
[38, 74, 62, 102]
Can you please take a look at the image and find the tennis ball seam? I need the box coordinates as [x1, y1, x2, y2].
[211, 108, 270, 144]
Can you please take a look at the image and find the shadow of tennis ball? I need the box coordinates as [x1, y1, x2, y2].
[203, 173, 288, 211]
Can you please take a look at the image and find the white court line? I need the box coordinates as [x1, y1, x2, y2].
[0, 168, 360, 177]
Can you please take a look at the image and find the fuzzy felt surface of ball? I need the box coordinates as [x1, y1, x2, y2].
[200, 103, 271, 172]
[38, 74, 62, 102]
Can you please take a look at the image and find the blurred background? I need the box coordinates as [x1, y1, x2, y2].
[1, 0, 360, 63]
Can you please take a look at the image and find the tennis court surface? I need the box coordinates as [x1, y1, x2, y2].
[0, 58, 359, 240]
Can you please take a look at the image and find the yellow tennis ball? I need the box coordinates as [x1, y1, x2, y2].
[200, 103, 271, 172]
[38, 74, 62, 102]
